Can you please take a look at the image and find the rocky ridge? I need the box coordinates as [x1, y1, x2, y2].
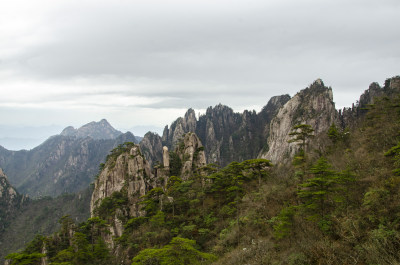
[60, 119, 123, 140]
[161, 95, 290, 166]
[340, 76, 400, 128]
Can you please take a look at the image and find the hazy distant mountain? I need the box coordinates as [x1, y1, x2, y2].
[0, 120, 138, 198]
[60, 119, 123, 140]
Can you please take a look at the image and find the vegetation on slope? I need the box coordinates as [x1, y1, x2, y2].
[0, 188, 91, 262]
[5, 89, 400, 264]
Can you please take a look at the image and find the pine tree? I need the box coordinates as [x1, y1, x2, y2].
[288, 124, 314, 181]
[297, 157, 337, 231]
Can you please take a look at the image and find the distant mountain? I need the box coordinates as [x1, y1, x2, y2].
[0, 120, 138, 198]
[60, 119, 123, 140]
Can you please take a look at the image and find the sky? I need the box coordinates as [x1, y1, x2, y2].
[0, 0, 399, 150]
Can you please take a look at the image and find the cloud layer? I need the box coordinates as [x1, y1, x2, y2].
[0, 0, 399, 133]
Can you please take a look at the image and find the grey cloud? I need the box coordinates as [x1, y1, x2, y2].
[0, 0, 399, 133]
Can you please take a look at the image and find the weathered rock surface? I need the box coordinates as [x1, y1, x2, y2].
[175, 133, 207, 180]
[139, 132, 163, 167]
[0, 168, 25, 226]
[259, 79, 338, 163]
[162, 108, 197, 148]
[90, 144, 154, 243]
[90, 133, 207, 248]
[162, 95, 290, 166]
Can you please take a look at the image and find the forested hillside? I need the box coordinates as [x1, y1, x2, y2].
[4, 77, 400, 265]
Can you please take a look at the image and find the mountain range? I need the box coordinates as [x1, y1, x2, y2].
[0, 120, 138, 198]
[1, 75, 400, 264]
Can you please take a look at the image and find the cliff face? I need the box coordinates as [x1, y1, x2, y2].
[175, 133, 207, 180]
[139, 132, 163, 167]
[0, 168, 26, 242]
[90, 133, 207, 249]
[259, 79, 338, 163]
[0, 132, 138, 198]
[162, 95, 290, 166]
[90, 144, 154, 243]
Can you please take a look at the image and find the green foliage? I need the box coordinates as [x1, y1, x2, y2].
[289, 124, 314, 181]
[10, 89, 400, 265]
[269, 206, 295, 239]
[288, 124, 314, 149]
[94, 191, 128, 218]
[150, 211, 165, 227]
[169, 152, 182, 176]
[131, 237, 217, 265]
[385, 141, 400, 175]
[5, 252, 45, 265]
[297, 157, 338, 222]
[140, 188, 165, 216]
[327, 123, 340, 143]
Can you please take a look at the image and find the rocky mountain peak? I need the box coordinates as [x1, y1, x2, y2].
[260, 79, 337, 163]
[60, 119, 122, 140]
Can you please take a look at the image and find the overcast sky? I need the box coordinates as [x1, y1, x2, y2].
[0, 0, 399, 149]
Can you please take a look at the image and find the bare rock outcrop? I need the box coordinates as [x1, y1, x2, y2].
[162, 96, 290, 166]
[139, 132, 163, 167]
[0, 168, 26, 233]
[260, 79, 338, 163]
[163, 109, 197, 148]
[90, 144, 154, 245]
[175, 133, 207, 180]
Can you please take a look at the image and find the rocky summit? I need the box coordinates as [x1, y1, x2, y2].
[60, 119, 123, 140]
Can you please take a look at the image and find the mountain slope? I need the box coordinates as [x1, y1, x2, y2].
[0, 127, 137, 198]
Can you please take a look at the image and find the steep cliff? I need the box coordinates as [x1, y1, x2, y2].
[162, 95, 290, 166]
[90, 143, 155, 244]
[139, 132, 163, 167]
[174, 133, 207, 180]
[259, 79, 338, 163]
[90, 133, 207, 251]
[0, 169, 25, 232]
